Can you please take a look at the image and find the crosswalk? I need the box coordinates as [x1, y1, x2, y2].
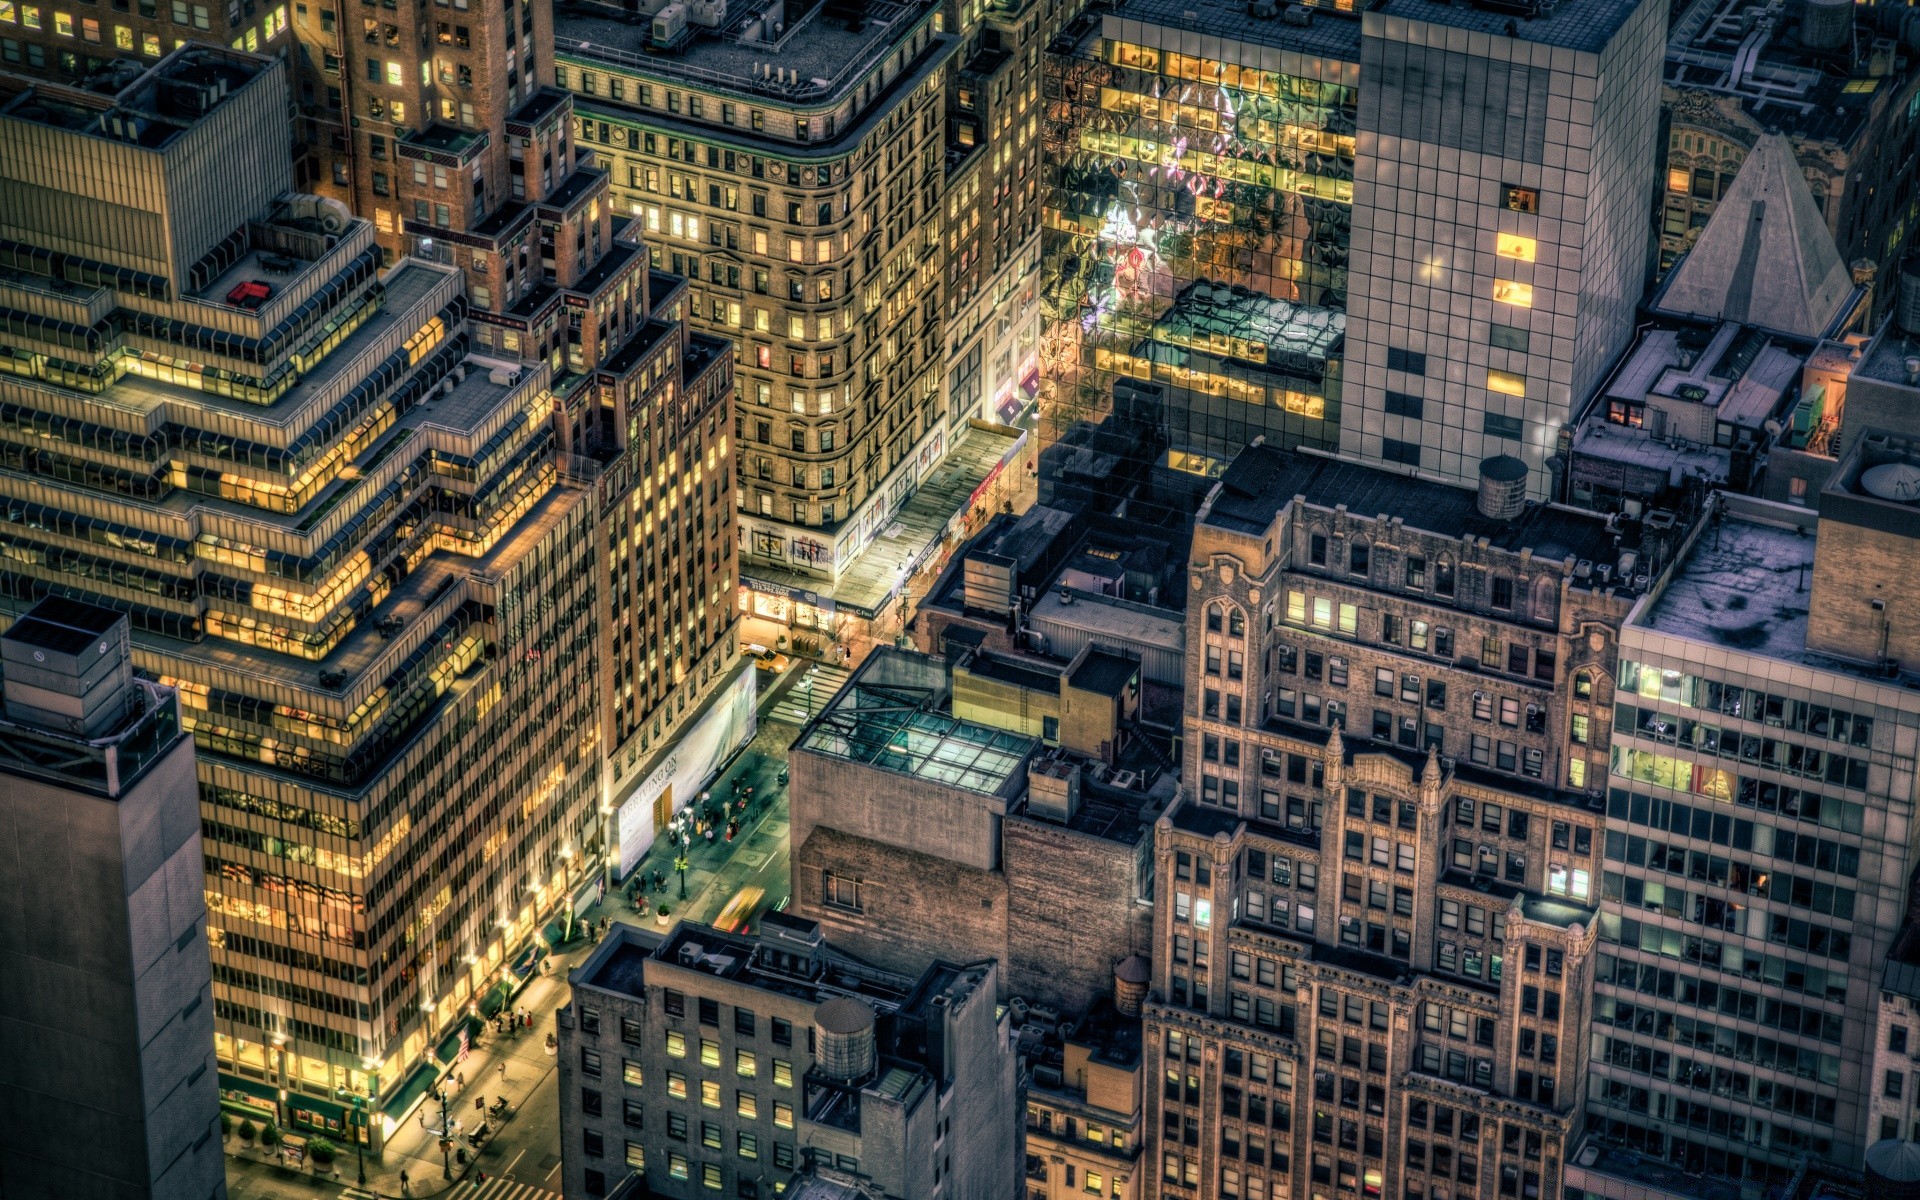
[768, 662, 849, 726]
[337, 1178, 561, 1200]
[467, 1177, 564, 1200]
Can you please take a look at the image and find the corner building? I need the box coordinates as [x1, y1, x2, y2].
[0, 49, 734, 1141]
[550, 3, 965, 610]
[1041, 0, 1664, 497]
[1143, 442, 1667, 1200]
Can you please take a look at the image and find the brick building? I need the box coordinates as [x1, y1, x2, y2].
[556, 915, 1018, 1200]
[1139, 439, 1663, 1200]
[787, 645, 1158, 1014]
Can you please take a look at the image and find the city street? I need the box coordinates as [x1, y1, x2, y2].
[221, 660, 822, 1200]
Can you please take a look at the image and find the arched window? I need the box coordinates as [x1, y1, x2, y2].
[1574, 670, 1593, 699]
[1434, 558, 1455, 598]
[1228, 607, 1245, 637]
[1207, 603, 1224, 633]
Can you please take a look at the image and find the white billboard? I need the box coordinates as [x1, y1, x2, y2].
[615, 665, 758, 875]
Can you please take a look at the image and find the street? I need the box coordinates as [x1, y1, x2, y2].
[222, 660, 820, 1200]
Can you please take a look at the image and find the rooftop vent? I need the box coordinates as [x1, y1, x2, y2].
[1800, 0, 1853, 50]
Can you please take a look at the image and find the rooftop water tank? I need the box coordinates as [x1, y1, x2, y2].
[814, 997, 876, 1082]
[1476, 454, 1529, 520]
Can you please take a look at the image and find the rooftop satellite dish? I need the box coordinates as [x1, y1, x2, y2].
[1861, 462, 1920, 502]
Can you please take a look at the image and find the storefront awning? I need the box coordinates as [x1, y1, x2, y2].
[381, 1061, 441, 1119]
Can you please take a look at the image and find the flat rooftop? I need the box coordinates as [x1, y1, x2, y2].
[1205, 442, 1631, 576]
[555, 0, 939, 105]
[1665, 0, 1896, 148]
[1150, 281, 1345, 374]
[648, 923, 916, 1009]
[1637, 511, 1816, 660]
[797, 647, 1037, 795]
[0, 47, 268, 149]
[1853, 316, 1920, 390]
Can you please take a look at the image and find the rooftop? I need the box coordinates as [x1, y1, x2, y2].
[1664, 0, 1903, 150]
[796, 648, 1037, 796]
[1148, 280, 1345, 377]
[1568, 1137, 1755, 1200]
[1637, 506, 1817, 660]
[554, 0, 943, 106]
[1069, 648, 1140, 697]
[0, 47, 269, 149]
[1030, 589, 1184, 655]
[1204, 442, 1631, 575]
[1853, 314, 1920, 390]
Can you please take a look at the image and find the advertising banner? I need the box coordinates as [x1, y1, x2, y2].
[615, 666, 758, 874]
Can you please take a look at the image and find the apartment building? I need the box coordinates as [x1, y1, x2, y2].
[1041, 0, 1664, 497]
[786, 644, 1161, 1014]
[0, 599, 225, 1200]
[0, 0, 291, 84]
[556, 915, 1018, 1200]
[0, 47, 733, 1145]
[1139, 439, 1663, 1200]
[1582, 472, 1920, 1178]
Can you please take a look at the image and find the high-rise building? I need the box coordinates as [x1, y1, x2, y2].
[1149, 440, 1661, 1200]
[0, 598, 224, 1200]
[1041, 0, 1665, 497]
[1586, 473, 1920, 1177]
[545, 0, 1056, 633]
[556, 915, 1019, 1200]
[547, 3, 960, 612]
[0, 45, 734, 1146]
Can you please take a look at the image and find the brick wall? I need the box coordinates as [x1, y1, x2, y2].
[792, 824, 1009, 981]
[1002, 814, 1150, 1012]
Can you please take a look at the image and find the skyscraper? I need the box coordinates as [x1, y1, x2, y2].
[0, 597, 224, 1200]
[1041, 0, 1664, 497]
[0, 44, 734, 1145]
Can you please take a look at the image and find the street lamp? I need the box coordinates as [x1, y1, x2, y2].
[437, 1088, 453, 1180]
[674, 853, 690, 899]
[351, 1093, 366, 1186]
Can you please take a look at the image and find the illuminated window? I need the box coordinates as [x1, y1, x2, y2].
[1667, 168, 1689, 193]
[1486, 369, 1526, 396]
[1493, 280, 1534, 308]
[1495, 233, 1536, 262]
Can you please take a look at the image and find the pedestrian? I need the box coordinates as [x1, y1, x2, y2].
[400, 1168, 411, 1196]
[476, 1096, 485, 1114]
[498, 1062, 507, 1082]
[457, 1070, 465, 1090]
[418, 1111, 427, 1130]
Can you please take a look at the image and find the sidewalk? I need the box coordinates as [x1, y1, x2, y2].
[596, 712, 798, 932]
[226, 961, 576, 1198]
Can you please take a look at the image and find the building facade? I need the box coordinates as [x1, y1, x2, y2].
[0, 47, 733, 1143]
[549, 2, 962, 604]
[1138, 441, 1661, 1200]
[1024, 999, 1146, 1200]
[0, 599, 225, 1200]
[1041, 0, 1665, 498]
[1594, 482, 1920, 1176]
[556, 915, 1019, 1200]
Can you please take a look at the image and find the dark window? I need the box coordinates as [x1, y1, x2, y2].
[1484, 413, 1524, 440]
[1384, 390, 1423, 419]
[1382, 438, 1421, 466]
[1350, 544, 1369, 575]
[1501, 184, 1538, 213]
[698, 997, 720, 1026]
[1490, 323, 1531, 353]
[1387, 347, 1428, 375]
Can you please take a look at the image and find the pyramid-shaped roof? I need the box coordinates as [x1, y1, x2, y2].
[1658, 133, 1852, 339]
